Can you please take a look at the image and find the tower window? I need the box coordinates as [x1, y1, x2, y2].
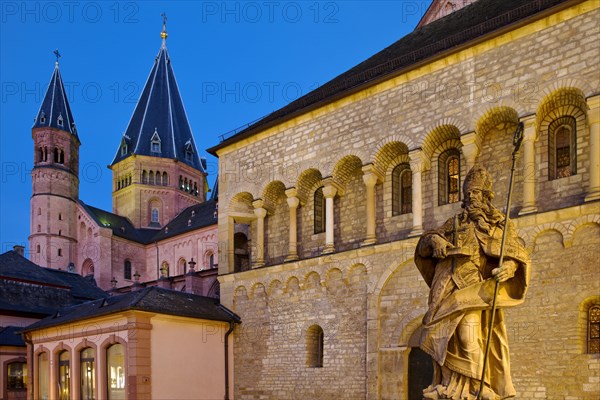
[151, 208, 159, 223]
[40, 111, 46, 124]
[150, 128, 161, 153]
[149, 171, 155, 185]
[314, 186, 326, 234]
[58, 213, 62, 220]
[142, 170, 148, 184]
[36, 244, 40, 253]
[57, 114, 64, 127]
[59, 150, 64, 164]
[121, 143, 127, 156]
[58, 248, 62, 257]
[54, 148, 59, 163]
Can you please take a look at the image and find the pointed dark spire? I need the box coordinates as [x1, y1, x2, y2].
[111, 17, 204, 172]
[33, 51, 78, 138]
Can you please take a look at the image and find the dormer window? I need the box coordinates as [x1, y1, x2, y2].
[57, 113, 64, 127]
[184, 140, 194, 162]
[121, 143, 128, 156]
[40, 111, 46, 124]
[150, 128, 161, 153]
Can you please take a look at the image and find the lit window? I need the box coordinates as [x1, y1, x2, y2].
[58, 351, 70, 399]
[7, 361, 27, 390]
[438, 149, 461, 205]
[151, 208, 159, 223]
[314, 186, 326, 234]
[589, 305, 600, 354]
[107, 344, 125, 400]
[549, 116, 577, 180]
[306, 325, 324, 368]
[80, 348, 95, 400]
[38, 352, 49, 399]
[392, 163, 412, 215]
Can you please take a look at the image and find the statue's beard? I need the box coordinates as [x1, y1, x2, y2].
[463, 198, 504, 233]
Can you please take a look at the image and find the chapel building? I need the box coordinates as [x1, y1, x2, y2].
[209, 0, 600, 398]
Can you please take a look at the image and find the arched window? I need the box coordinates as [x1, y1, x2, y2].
[58, 350, 70, 399]
[194, 182, 198, 196]
[392, 163, 412, 215]
[36, 244, 41, 253]
[124, 260, 132, 280]
[589, 305, 600, 354]
[141, 170, 148, 184]
[179, 175, 184, 189]
[314, 186, 326, 234]
[6, 360, 27, 391]
[58, 248, 62, 256]
[59, 150, 64, 164]
[161, 261, 170, 277]
[54, 148, 59, 163]
[149, 171, 155, 185]
[179, 258, 187, 275]
[38, 147, 44, 163]
[80, 348, 95, 400]
[43, 146, 48, 162]
[234, 232, 250, 273]
[38, 352, 49, 400]
[209, 253, 215, 269]
[151, 208, 159, 224]
[162, 171, 168, 186]
[549, 116, 577, 180]
[306, 325, 324, 368]
[107, 344, 125, 400]
[438, 149, 461, 205]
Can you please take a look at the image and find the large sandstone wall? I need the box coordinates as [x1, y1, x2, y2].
[216, 3, 600, 399]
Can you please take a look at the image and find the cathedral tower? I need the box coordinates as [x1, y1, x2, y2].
[110, 19, 207, 229]
[29, 56, 80, 269]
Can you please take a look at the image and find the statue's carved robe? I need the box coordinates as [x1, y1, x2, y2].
[415, 212, 530, 399]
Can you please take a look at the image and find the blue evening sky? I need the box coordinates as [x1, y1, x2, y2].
[0, 0, 431, 253]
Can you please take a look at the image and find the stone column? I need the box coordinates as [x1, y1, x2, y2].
[361, 165, 382, 246]
[252, 200, 267, 267]
[519, 115, 538, 215]
[322, 182, 338, 254]
[408, 149, 430, 236]
[460, 131, 481, 170]
[285, 188, 300, 261]
[585, 95, 600, 202]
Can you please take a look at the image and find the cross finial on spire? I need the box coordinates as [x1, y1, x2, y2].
[53, 49, 61, 65]
[160, 13, 168, 42]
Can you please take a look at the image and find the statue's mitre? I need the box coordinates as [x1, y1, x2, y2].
[463, 165, 493, 193]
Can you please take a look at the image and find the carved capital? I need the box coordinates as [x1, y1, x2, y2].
[520, 114, 538, 142]
[408, 149, 430, 172]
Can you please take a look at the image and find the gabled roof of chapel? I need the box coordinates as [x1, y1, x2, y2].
[111, 23, 205, 173]
[208, 0, 572, 155]
[32, 58, 79, 140]
[22, 286, 241, 332]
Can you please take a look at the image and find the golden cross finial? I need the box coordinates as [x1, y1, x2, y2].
[160, 13, 168, 40]
[53, 49, 61, 65]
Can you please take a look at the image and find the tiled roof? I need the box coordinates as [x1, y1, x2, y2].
[81, 200, 217, 244]
[208, 0, 570, 155]
[22, 286, 240, 332]
[32, 61, 78, 139]
[0, 326, 25, 347]
[111, 35, 205, 173]
[0, 250, 107, 318]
